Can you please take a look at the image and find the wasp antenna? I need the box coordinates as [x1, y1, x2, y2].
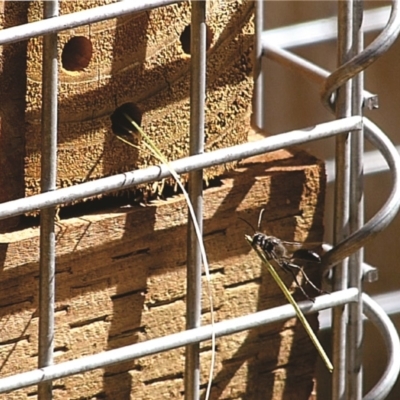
[257, 208, 266, 230]
[238, 216, 256, 233]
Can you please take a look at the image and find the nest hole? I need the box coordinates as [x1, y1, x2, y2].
[111, 102, 143, 137]
[61, 36, 93, 71]
[179, 24, 214, 55]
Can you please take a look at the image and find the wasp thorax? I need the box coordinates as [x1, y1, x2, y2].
[252, 234, 282, 259]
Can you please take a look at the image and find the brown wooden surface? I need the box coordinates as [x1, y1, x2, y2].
[0, 150, 325, 399]
[24, 0, 254, 199]
[0, 1, 28, 231]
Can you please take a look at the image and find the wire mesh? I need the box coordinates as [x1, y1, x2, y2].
[0, 1, 399, 399]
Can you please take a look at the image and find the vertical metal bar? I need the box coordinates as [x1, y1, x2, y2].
[38, 1, 58, 399]
[252, 0, 263, 130]
[347, 1, 364, 398]
[332, 1, 353, 399]
[185, 1, 206, 399]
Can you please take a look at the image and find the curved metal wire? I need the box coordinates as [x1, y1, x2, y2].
[321, 0, 400, 110]
[362, 293, 400, 400]
[322, 118, 400, 271]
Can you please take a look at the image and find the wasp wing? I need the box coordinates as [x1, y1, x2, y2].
[279, 241, 322, 264]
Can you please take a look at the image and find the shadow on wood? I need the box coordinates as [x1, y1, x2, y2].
[0, 150, 325, 399]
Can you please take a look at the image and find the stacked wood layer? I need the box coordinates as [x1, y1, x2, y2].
[0, 150, 326, 399]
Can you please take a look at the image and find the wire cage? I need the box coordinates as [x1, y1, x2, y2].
[0, 1, 399, 399]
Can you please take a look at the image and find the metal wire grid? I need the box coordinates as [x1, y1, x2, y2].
[0, 1, 399, 399]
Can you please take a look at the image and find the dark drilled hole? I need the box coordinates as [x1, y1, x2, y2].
[61, 36, 93, 71]
[110, 102, 143, 137]
[179, 24, 213, 55]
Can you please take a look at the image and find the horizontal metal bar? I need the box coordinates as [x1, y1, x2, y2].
[364, 290, 400, 320]
[0, 288, 359, 394]
[262, 6, 391, 49]
[263, 43, 378, 109]
[264, 43, 326, 86]
[0, 0, 181, 45]
[325, 146, 400, 183]
[362, 293, 400, 400]
[0, 116, 362, 221]
[319, 289, 400, 330]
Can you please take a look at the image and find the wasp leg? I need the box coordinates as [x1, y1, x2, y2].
[286, 262, 329, 298]
[280, 261, 315, 302]
[297, 266, 329, 296]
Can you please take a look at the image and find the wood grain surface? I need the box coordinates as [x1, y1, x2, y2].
[0, 150, 326, 399]
[24, 0, 254, 199]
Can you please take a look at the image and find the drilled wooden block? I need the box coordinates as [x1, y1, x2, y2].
[0, 150, 325, 399]
[0, 1, 29, 231]
[24, 0, 254, 199]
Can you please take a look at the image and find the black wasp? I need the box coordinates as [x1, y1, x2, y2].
[240, 209, 326, 302]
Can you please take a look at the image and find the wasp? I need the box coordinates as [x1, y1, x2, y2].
[240, 209, 326, 302]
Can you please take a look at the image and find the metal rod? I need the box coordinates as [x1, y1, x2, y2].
[0, 3, 390, 48]
[262, 43, 378, 109]
[332, 2, 353, 399]
[261, 6, 391, 49]
[322, 244, 377, 283]
[347, 1, 364, 398]
[319, 290, 400, 329]
[322, 0, 400, 110]
[0, 289, 359, 394]
[0, 117, 362, 221]
[323, 118, 400, 270]
[185, 2, 206, 399]
[264, 43, 327, 86]
[0, 0, 181, 45]
[38, 2, 58, 399]
[252, 0, 263, 130]
[318, 293, 400, 400]
[325, 147, 400, 183]
[362, 293, 400, 400]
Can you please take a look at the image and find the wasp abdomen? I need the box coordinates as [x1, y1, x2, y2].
[292, 249, 321, 263]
